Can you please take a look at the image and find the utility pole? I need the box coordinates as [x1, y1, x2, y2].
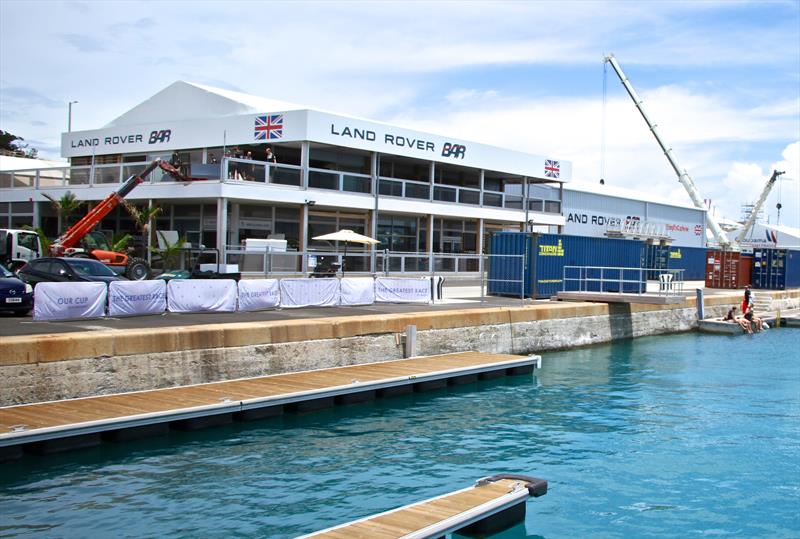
[68, 100, 78, 132]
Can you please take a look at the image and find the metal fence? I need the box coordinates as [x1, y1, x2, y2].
[562, 266, 685, 296]
[222, 247, 486, 277]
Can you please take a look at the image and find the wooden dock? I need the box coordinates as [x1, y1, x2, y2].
[300, 474, 548, 539]
[0, 351, 541, 458]
[555, 291, 685, 304]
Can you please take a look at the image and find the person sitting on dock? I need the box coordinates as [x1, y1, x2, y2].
[744, 306, 763, 332]
[724, 305, 751, 333]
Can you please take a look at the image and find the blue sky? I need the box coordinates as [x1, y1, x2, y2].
[1, 0, 798, 228]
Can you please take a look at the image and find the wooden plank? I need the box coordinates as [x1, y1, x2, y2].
[304, 478, 531, 539]
[0, 352, 535, 444]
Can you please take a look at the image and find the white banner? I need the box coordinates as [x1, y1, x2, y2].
[375, 277, 431, 304]
[108, 280, 167, 317]
[237, 279, 280, 311]
[340, 278, 375, 306]
[33, 281, 107, 321]
[279, 278, 339, 308]
[167, 279, 238, 313]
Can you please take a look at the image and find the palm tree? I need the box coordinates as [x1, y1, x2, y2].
[122, 201, 162, 260]
[43, 191, 84, 232]
[112, 232, 132, 253]
[152, 231, 187, 271]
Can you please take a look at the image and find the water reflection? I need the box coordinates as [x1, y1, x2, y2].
[1, 331, 798, 538]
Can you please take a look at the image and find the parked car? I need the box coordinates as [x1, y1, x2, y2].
[17, 257, 128, 287]
[0, 263, 34, 315]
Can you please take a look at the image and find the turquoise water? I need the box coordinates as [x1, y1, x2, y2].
[1, 330, 798, 538]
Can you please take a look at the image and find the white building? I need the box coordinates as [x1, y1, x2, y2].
[0, 81, 707, 275]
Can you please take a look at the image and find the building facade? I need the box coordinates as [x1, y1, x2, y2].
[0, 80, 708, 275]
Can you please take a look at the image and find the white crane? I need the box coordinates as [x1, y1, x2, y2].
[734, 169, 785, 245]
[603, 53, 733, 249]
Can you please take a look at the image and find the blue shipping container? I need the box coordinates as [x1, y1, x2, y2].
[488, 233, 646, 299]
[645, 245, 707, 280]
[752, 248, 800, 290]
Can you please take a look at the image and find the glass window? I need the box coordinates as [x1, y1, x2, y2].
[377, 215, 419, 252]
[433, 186, 457, 202]
[275, 207, 299, 220]
[458, 189, 480, 205]
[10, 216, 33, 229]
[545, 200, 561, 213]
[484, 192, 502, 207]
[309, 147, 370, 174]
[379, 179, 403, 197]
[174, 205, 201, 217]
[240, 205, 271, 218]
[265, 145, 301, 166]
[274, 221, 299, 249]
[10, 202, 33, 213]
[528, 183, 558, 199]
[405, 182, 429, 199]
[343, 174, 371, 194]
[435, 163, 480, 188]
[309, 170, 339, 190]
[379, 155, 429, 181]
[31, 260, 56, 273]
[434, 218, 478, 254]
[66, 259, 116, 276]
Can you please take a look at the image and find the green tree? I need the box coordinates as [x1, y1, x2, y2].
[0, 130, 38, 158]
[152, 231, 187, 270]
[122, 201, 162, 260]
[43, 191, 84, 232]
[112, 232, 132, 252]
[122, 201, 162, 238]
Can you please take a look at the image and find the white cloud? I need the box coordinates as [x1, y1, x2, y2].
[1, 0, 797, 229]
[386, 84, 798, 226]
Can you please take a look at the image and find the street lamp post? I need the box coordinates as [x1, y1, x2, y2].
[68, 100, 78, 132]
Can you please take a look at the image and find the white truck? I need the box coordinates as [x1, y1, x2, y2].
[0, 229, 43, 270]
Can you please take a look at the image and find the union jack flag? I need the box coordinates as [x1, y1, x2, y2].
[544, 159, 560, 179]
[255, 114, 283, 140]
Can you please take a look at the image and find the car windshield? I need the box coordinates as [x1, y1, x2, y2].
[64, 259, 116, 277]
[0, 264, 12, 278]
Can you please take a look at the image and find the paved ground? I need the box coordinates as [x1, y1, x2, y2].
[0, 281, 715, 338]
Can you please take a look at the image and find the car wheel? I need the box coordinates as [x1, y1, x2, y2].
[125, 257, 151, 280]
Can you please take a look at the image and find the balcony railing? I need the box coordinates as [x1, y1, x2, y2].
[0, 161, 221, 189]
[308, 168, 372, 194]
[1, 159, 562, 218]
[223, 246, 484, 276]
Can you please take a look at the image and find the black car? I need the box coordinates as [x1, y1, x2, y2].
[0, 263, 34, 315]
[17, 257, 128, 287]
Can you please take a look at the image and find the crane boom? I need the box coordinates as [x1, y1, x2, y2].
[604, 53, 733, 249]
[50, 159, 189, 255]
[734, 169, 784, 245]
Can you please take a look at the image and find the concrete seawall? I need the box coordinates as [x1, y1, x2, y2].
[2, 290, 797, 406]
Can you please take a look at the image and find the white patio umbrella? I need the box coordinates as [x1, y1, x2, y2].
[311, 229, 379, 275]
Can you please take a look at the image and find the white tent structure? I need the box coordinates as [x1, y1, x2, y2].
[738, 222, 800, 250]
